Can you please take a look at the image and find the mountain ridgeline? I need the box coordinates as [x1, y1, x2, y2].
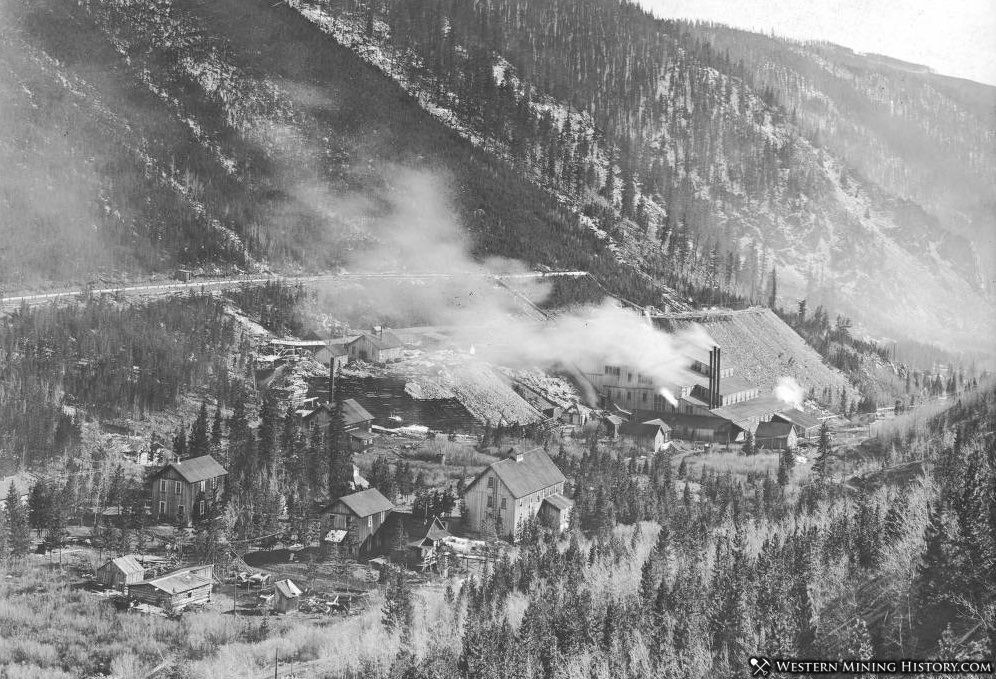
[306, 0, 994, 350]
[1, 0, 993, 355]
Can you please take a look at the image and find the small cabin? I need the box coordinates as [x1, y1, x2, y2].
[96, 555, 145, 591]
[128, 565, 214, 612]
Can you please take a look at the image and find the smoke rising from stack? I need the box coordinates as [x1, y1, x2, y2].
[774, 376, 805, 408]
[317, 166, 713, 396]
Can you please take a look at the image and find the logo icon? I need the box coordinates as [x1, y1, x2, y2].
[749, 657, 771, 677]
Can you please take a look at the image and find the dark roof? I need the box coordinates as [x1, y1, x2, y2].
[100, 555, 144, 576]
[159, 455, 227, 483]
[385, 513, 451, 547]
[755, 421, 795, 438]
[470, 449, 566, 499]
[774, 408, 822, 431]
[542, 493, 573, 511]
[351, 331, 403, 351]
[659, 413, 740, 432]
[301, 398, 374, 427]
[620, 421, 670, 438]
[343, 399, 374, 426]
[336, 488, 393, 518]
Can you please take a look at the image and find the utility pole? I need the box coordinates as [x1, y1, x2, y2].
[273, 648, 279, 679]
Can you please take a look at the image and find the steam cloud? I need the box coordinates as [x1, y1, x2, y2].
[319, 166, 713, 399]
[774, 376, 805, 409]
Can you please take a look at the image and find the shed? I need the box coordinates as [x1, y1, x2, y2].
[539, 493, 574, 532]
[755, 421, 798, 451]
[619, 419, 671, 452]
[273, 579, 303, 613]
[96, 555, 145, 590]
[128, 565, 214, 612]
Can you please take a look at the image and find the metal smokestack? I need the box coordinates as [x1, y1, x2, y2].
[708, 347, 716, 409]
[714, 347, 721, 408]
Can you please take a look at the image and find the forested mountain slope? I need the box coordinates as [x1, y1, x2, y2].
[0, 0, 682, 309]
[284, 0, 995, 352]
[687, 25, 996, 287]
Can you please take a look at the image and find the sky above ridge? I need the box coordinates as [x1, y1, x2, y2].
[636, 0, 996, 86]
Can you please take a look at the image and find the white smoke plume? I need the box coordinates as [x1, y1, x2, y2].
[315, 165, 712, 393]
[774, 376, 805, 409]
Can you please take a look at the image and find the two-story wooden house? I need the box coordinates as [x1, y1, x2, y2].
[151, 455, 227, 526]
[322, 488, 394, 558]
[462, 448, 571, 541]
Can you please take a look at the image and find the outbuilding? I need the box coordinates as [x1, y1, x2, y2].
[755, 421, 798, 451]
[273, 579, 303, 613]
[96, 555, 145, 591]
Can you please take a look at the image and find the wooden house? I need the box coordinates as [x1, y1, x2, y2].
[619, 419, 671, 452]
[773, 408, 822, 440]
[273, 579, 303, 613]
[151, 455, 227, 526]
[313, 344, 350, 372]
[561, 403, 592, 427]
[129, 565, 214, 612]
[382, 512, 450, 569]
[347, 328, 404, 364]
[323, 488, 394, 558]
[96, 555, 145, 590]
[659, 413, 742, 444]
[754, 421, 798, 451]
[301, 398, 376, 452]
[462, 448, 567, 541]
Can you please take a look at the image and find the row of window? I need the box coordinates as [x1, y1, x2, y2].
[158, 477, 216, 495]
[156, 499, 206, 519]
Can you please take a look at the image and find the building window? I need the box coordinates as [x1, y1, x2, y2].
[200, 480, 206, 493]
[604, 365, 620, 377]
[177, 504, 184, 520]
[487, 496, 493, 508]
[198, 500, 205, 516]
[367, 516, 372, 529]
[158, 501, 166, 515]
[174, 481, 181, 495]
[487, 477, 494, 489]
[500, 498, 506, 509]
[159, 479, 166, 493]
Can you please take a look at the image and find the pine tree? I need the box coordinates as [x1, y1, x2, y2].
[742, 432, 756, 456]
[381, 567, 414, 634]
[188, 401, 210, 458]
[5, 482, 30, 558]
[210, 404, 224, 452]
[27, 480, 51, 538]
[812, 422, 832, 481]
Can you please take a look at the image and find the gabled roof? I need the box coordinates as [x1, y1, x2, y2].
[101, 555, 144, 576]
[336, 488, 394, 518]
[659, 413, 740, 432]
[774, 408, 822, 431]
[158, 455, 227, 483]
[142, 568, 211, 594]
[755, 421, 795, 438]
[468, 449, 565, 500]
[301, 398, 374, 427]
[620, 420, 670, 438]
[542, 493, 573, 511]
[350, 331, 403, 351]
[274, 579, 302, 599]
[603, 414, 625, 426]
[342, 399, 374, 426]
